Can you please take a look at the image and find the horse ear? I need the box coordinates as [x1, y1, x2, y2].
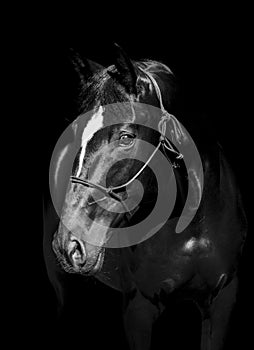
[109, 43, 138, 95]
[70, 49, 103, 87]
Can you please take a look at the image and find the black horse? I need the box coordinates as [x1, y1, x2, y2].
[44, 45, 247, 350]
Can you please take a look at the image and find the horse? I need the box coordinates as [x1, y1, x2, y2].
[44, 44, 247, 350]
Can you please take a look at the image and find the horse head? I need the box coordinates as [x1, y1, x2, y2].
[52, 44, 180, 275]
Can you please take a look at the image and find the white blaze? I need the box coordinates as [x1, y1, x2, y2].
[76, 105, 104, 177]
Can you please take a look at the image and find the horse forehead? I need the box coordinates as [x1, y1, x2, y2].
[102, 102, 136, 124]
[77, 101, 154, 144]
[80, 103, 135, 131]
[80, 105, 104, 147]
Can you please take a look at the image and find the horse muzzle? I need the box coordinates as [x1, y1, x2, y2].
[67, 237, 87, 267]
[66, 236, 104, 275]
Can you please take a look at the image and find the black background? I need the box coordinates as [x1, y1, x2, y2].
[24, 8, 252, 350]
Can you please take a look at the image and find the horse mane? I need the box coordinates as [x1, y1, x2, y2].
[78, 59, 176, 114]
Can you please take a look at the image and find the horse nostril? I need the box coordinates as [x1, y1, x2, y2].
[68, 238, 86, 266]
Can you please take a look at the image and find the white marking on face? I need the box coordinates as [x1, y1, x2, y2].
[76, 105, 104, 177]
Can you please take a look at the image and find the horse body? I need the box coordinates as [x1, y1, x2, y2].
[47, 45, 247, 350]
[94, 145, 246, 349]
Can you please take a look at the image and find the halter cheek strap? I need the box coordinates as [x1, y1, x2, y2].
[139, 67, 187, 147]
[158, 113, 184, 159]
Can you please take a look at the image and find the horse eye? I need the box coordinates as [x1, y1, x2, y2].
[119, 133, 135, 147]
